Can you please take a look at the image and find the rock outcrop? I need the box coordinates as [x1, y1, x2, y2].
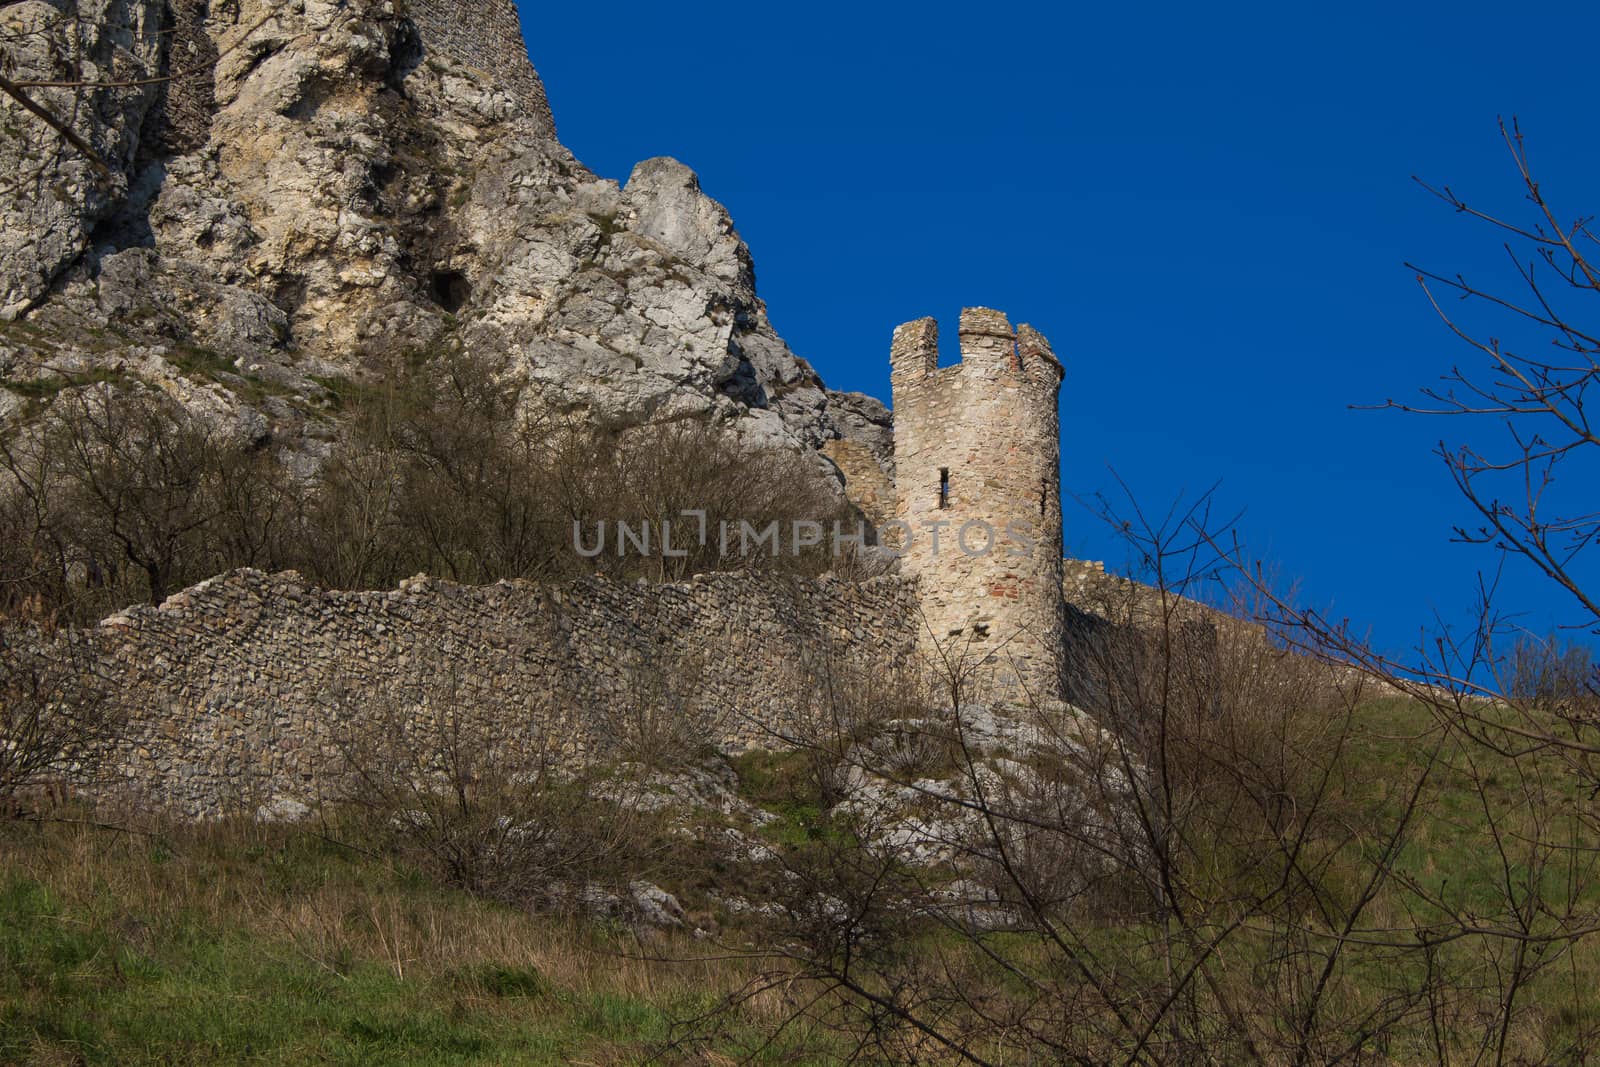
[0, 0, 887, 465]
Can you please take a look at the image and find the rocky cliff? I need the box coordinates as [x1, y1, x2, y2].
[0, 0, 890, 464]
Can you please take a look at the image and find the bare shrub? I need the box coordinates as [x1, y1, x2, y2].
[1499, 630, 1596, 715]
[298, 350, 863, 590]
[590, 645, 723, 772]
[333, 670, 653, 909]
[855, 719, 958, 781]
[2, 348, 871, 621]
[546, 419, 857, 582]
[0, 629, 117, 813]
[295, 445, 412, 591]
[764, 644, 932, 809]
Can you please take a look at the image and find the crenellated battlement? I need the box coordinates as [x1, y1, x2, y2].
[956, 306, 1016, 368]
[889, 316, 941, 381]
[891, 308, 1063, 395]
[1016, 323, 1065, 389]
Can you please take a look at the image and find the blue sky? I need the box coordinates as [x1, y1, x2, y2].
[517, 0, 1600, 657]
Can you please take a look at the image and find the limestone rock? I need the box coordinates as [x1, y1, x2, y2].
[0, 0, 166, 317]
[627, 881, 687, 929]
[833, 702, 1137, 890]
[254, 795, 314, 824]
[572, 880, 686, 930]
[0, 0, 891, 476]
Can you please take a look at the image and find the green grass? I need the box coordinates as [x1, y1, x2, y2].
[587, 210, 624, 245]
[0, 368, 124, 402]
[162, 344, 300, 408]
[1350, 696, 1600, 918]
[730, 749, 835, 847]
[0, 821, 837, 1066]
[7, 696, 1600, 1063]
[307, 374, 373, 413]
[168, 343, 238, 380]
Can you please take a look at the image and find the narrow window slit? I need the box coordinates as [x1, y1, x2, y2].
[939, 468, 951, 509]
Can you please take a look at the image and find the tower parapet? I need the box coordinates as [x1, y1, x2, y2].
[889, 316, 940, 384]
[889, 308, 1066, 701]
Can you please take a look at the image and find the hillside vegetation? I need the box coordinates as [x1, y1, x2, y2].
[1, 348, 855, 627]
[3, 686, 1598, 1066]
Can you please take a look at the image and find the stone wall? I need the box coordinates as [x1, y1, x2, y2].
[824, 437, 897, 530]
[888, 309, 1068, 701]
[1063, 558, 1240, 632]
[20, 569, 918, 819]
[404, 0, 555, 136]
[1063, 559, 1110, 604]
[150, 0, 217, 155]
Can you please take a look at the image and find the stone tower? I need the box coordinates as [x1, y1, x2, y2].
[404, 0, 557, 137]
[889, 308, 1067, 701]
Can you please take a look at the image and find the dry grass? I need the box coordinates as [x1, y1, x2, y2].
[0, 816, 833, 1065]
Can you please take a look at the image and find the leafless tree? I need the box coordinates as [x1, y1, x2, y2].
[331, 667, 656, 910]
[1192, 118, 1600, 1064]
[0, 386, 238, 615]
[1499, 629, 1595, 713]
[1253, 119, 1600, 787]
[0, 627, 117, 814]
[545, 417, 857, 582]
[44, 387, 225, 606]
[0, 416, 75, 622]
[1380, 117, 1600, 632]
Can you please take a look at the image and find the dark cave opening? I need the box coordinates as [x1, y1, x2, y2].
[428, 269, 470, 313]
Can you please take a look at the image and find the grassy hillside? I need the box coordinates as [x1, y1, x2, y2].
[4, 695, 1600, 1065]
[0, 818, 822, 1066]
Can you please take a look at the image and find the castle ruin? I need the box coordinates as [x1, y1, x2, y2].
[887, 308, 1068, 702]
[7, 309, 1076, 818]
